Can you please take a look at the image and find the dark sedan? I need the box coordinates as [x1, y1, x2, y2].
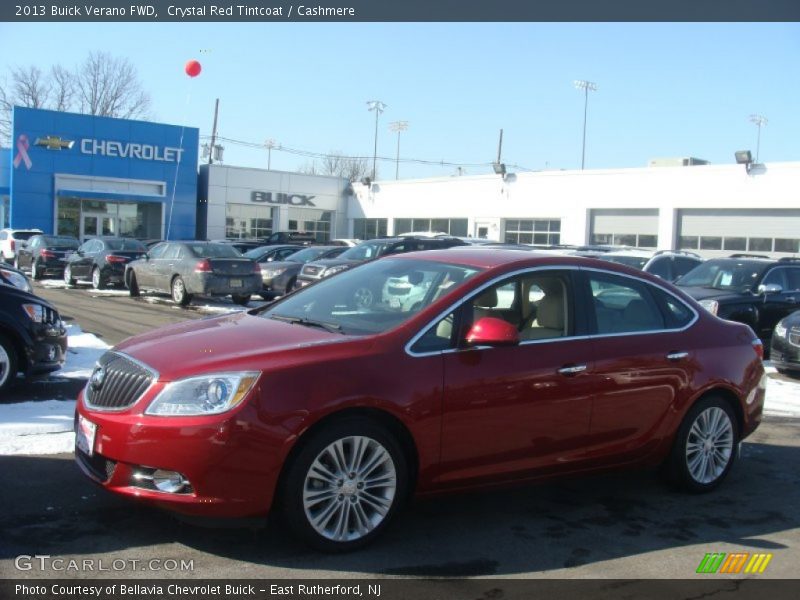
[64, 238, 147, 290]
[15, 234, 80, 280]
[242, 244, 303, 264]
[771, 310, 800, 375]
[257, 245, 346, 300]
[125, 241, 262, 306]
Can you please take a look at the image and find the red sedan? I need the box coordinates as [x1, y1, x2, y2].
[75, 249, 766, 551]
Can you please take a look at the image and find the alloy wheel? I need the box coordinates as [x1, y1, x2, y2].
[685, 406, 734, 484]
[302, 436, 397, 543]
[0, 342, 10, 389]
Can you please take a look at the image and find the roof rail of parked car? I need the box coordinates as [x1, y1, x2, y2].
[653, 249, 702, 258]
[778, 256, 800, 263]
[728, 253, 771, 259]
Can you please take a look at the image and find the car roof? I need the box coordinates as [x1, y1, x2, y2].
[602, 249, 653, 258]
[388, 247, 620, 270]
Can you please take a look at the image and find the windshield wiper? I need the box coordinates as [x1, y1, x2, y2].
[269, 313, 344, 334]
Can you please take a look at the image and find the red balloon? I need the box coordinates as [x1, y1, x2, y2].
[185, 59, 202, 78]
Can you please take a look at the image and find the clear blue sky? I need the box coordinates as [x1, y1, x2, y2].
[1, 22, 799, 178]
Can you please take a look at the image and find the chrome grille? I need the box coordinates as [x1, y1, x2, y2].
[789, 328, 800, 348]
[85, 352, 155, 410]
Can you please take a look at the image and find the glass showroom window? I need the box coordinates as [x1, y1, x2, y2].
[505, 219, 561, 245]
[393, 218, 468, 236]
[353, 218, 388, 240]
[226, 204, 274, 239]
[593, 231, 656, 248]
[288, 209, 332, 242]
[0, 196, 9, 228]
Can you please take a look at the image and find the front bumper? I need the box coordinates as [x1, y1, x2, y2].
[770, 334, 800, 372]
[26, 321, 67, 375]
[74, 387, 285, 518]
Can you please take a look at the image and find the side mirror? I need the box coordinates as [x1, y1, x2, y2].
[76, 249, 84, 256]
[465, 317, 519, 347]
[758, 283, 782, 295]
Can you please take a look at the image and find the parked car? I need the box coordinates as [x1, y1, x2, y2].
[0, 228, 43, 265]
[0, 284, 67, 393]
[296, 236, 468, 288]
[15, 234, 80, 280]
[64, 238, 147, 290]
[75, 249, 765, 551]
[600, 249, 704, 282]
[210, 239, 264, 254]
[242, 244, 303, 265]
[771, 310, 800, 375]
[264, 231, 317, 245]
[329, 239, 361, 247]
[256, 245, 346, 300]
[125, 241, 261, 306]
[675, 255, 800, 349]
[0, 262, 34, 293]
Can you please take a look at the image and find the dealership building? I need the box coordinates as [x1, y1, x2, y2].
[3, 107, 799, 258]
[349, 160, 800, 258]
[1, 107, 198, 240]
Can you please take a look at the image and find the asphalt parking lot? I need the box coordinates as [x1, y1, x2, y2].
[1, 280, 798, 580]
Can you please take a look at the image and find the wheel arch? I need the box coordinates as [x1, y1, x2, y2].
[274, 406, 420, 505]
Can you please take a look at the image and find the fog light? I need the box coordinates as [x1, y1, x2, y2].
[152, 470, 189, 493]
[46, 345, 57, 361]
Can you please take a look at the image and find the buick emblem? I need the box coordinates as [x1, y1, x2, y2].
[90, 366, 106, 389]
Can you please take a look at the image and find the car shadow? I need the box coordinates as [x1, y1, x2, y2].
[1, 424, 798, 576]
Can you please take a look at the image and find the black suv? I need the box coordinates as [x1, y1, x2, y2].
[675, 254, 800, 347]
[296, 236, 468, 288]
[0, 285, 67, 393]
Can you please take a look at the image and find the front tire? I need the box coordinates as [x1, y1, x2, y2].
[0, 333, 19, 395]
[128, 272, 140, 297]
[667, 396, 739, 493]
[63, 264, 76, 287]
[232, 293, 251, 306]
[171, 276, 192, 306]
[281, 418, 408, 552]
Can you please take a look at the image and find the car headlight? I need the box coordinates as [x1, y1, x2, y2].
[1, 268, 32, 292]
[261, 267, 288, 279]
[774, 321, 788, 338]
[145, 371, 259, 416]
[699, 299, 719, 315]
[323, 265, 350, 277]
[21, 303, 47, 322]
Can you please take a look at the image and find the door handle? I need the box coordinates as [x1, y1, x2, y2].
[666, 351, 689, 361]
[558, 364, 587, 376]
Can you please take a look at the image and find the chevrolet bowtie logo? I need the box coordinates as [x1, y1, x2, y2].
[34, 136, 75, 151]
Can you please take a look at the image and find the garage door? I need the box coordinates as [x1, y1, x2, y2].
[590, 209, 659, 248]
[678, 209, 800, 257]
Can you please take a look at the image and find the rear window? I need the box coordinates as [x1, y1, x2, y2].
[187, 243, 241, 258]
[43, 236, 80, 248]
[105, 239, 146, 252]
[12, 231, 40, 241]
[676, 259, 769, 291]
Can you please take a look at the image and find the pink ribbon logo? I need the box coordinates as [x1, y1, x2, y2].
[13, 134, 32, 170]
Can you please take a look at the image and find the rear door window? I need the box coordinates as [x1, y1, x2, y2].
[588, 272, 665, 334]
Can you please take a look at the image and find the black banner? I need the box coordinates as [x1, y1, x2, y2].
[2, 0, 800, 22]
[3, 580, 800, 600]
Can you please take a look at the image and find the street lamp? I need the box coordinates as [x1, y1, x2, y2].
[388, 120, 408, 180]
[367, 100, 387, 180]
[574, 80, 598, 170]
[265, 138, 279, 170]
[748, 114, 768, 163]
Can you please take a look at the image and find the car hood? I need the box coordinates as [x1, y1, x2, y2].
[305, 258, 365, 269]
[260, 260, 302, 271]
[114, 311, 360, 381]
[677, 285, 750, 303]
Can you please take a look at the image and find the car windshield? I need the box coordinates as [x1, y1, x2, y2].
[43, 236, 79, 248]
[244, 246, 278, 259]
[188, 243, 241, 258]
[601, 255, 649, 269]
[106, 239, 147, 251]
[338, 241, 390, 261]
[675, 259, 769, 291]
[286, 247, 333, 263]
[260, 257, 482, 335]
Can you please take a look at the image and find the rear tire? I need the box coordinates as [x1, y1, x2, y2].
[281, 417, 408, 552]
[91, 266, 106, 290]
[666, 396, 739, 493]
[0, 333, 19, 395]
[128, 272, 141, 297]
[232, 294, 251, 306]
[31, 260, 42, 280]
[171, 276, 192, 306]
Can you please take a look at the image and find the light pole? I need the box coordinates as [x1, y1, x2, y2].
[367, 100, 387, 180]
[388, 120, 408, 180]
[265, 138, 278, 170]
[574, 80, 597, 170]
[748, 114, 768, 163]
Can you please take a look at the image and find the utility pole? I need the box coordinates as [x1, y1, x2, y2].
[574, 80, 597, 170]
[367, 100, 387, 180]
[497, 128, 504, 164]
[388, 121, 408, 180]
[265, 138, 278, 170]
[208, 98, 219, 165]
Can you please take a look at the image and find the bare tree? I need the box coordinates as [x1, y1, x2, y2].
[50, 65, 75, 112]
[0, 66, 51, 141]
[308, 150, 369, 180]
[74, 51, 150, 119]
